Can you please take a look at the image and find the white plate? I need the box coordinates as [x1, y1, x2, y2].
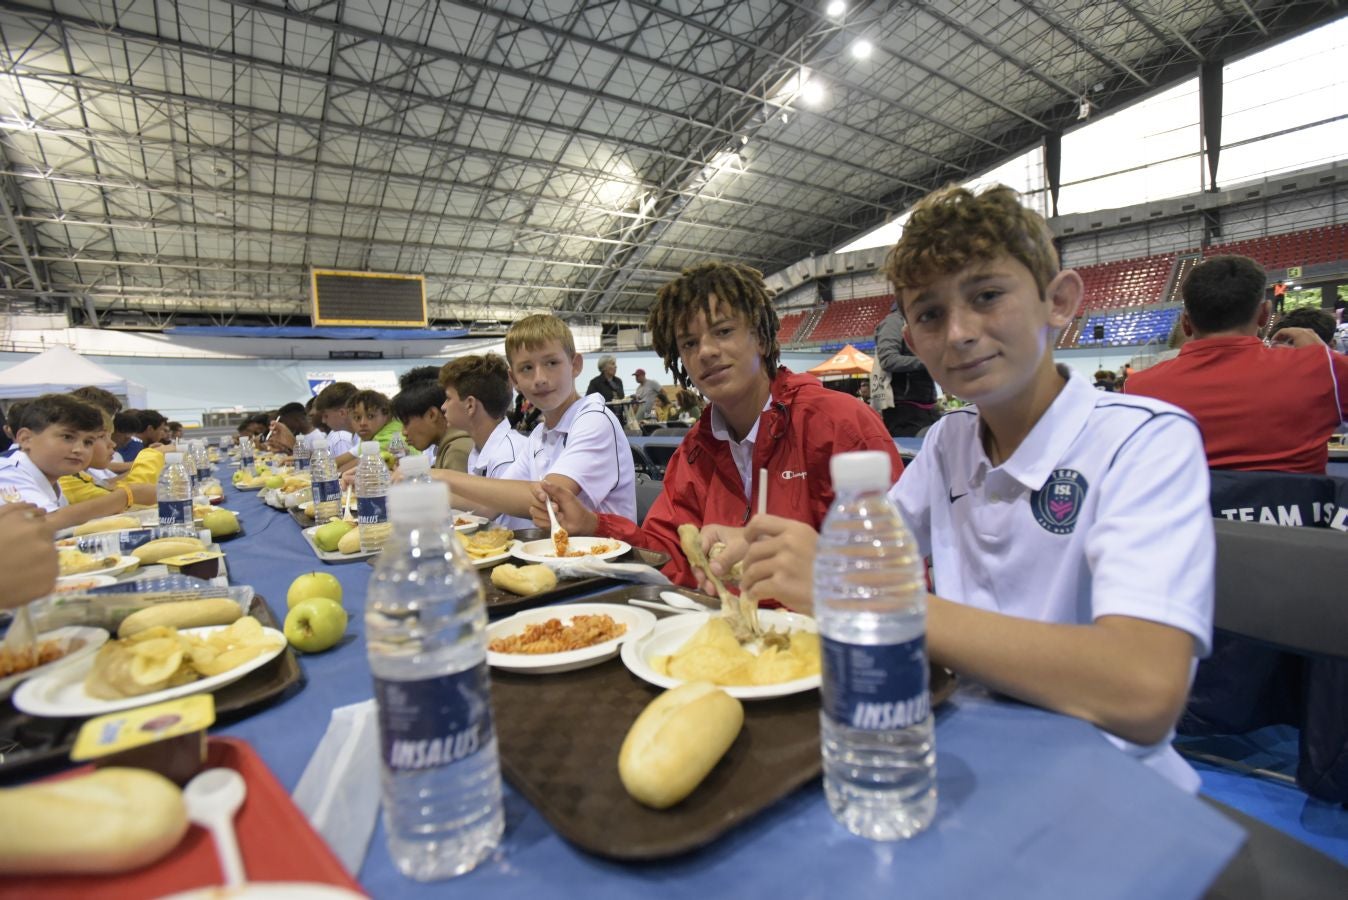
[463, 539, 522, 569]
[300, 524, 380, 563]
[53, 574, 118, 593]
[487, 603, 656, 674]
[451, 509, 487, 533]
[12, 624, 286, 717]
[57, 555, 140, 582]
[511, 536, 631, 565]
[0, 626, 109, 699]
[619, 609, 821, 700]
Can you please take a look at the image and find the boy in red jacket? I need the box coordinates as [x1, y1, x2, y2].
[540, 260, 900, 589]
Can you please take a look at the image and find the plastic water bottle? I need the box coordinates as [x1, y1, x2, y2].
[309, 436, 341, 522]
[814, 450, 935, 840]
[387, 430, 409, 462]
[157, 452, 193, 526]
[367, 481, 503, 880]
[188, 441, 207, 484]
[356, 441, 391, 552]
[293, 434, 311, 471]
[239, 435, 255, 475]
[397, 453, 433, 484]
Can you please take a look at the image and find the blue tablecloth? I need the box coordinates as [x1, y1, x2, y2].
[217, 478, 1244, 899]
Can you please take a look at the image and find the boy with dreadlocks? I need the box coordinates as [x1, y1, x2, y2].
[540, 260, 899, 589]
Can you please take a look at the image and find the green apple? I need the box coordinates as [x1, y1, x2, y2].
[284, 597, 348, 652]
[313, 519, 355, 552]
[264, 474, 285, 489]
[287, 571, 343, 609]
[203, 508, 241, 538]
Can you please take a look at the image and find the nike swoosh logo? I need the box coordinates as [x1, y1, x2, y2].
[948, 489, 967, 503]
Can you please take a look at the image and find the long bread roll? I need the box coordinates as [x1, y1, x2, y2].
[131, 537, 207, 564]
[0, 767, 188, 874]
[618, 681, 744, 809]
[117, 597, 242, 638]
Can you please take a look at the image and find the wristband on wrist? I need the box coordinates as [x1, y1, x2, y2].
[119, 482, 136, 508]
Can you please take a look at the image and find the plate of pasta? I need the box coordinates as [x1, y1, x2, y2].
[485, 603, 655, 674]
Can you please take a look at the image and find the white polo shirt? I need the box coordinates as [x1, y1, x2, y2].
[0, 450, 67, 512]
[468, 419, 532, 531]
[503, 393, 636, 521]
[892, 367, 1214, 792]
[325, 429, 358, 458]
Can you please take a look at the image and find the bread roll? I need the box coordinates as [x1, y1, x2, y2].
[117, 597, 243, 638]
[618, 681, 744, 809]
[490, 563, 558, 596]
[0, 767, 189, 874]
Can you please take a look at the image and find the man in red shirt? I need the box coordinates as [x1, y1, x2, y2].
[1125, 255, 1348, 473]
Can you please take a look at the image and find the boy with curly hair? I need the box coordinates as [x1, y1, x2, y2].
[729, 185, 1214, 791]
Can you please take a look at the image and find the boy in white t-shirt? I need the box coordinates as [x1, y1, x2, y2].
[430, 315, 635, 523]
[728, 184, 1214, 791]
[0, 394, 150, 530]
[436, 352, 530, 530]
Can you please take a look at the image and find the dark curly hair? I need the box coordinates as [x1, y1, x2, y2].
[885, 183, 1059, 316]
[647, 260, 779, 389]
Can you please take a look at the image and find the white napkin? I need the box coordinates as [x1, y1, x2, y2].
[292, 699, 381, 876]
[548, 557, 671, 585]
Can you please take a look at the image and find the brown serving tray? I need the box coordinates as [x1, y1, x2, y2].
[491, 585, 955, 860]
[0, 595, 304, 782]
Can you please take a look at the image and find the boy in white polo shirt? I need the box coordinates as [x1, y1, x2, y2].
[0, 394, 151, 530]
[430, 315, 635, 523]
[733, 184, 1214, 791]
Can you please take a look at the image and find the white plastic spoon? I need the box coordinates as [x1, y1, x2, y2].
[184, 767, 248, 888]
[658, 591, 711, 611]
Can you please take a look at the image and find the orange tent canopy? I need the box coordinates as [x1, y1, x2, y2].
[807, 344, 874, 378]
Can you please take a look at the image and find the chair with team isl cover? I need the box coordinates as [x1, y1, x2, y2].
[1191, 518, 1348, 900]
[1181, 471, 1348, 804]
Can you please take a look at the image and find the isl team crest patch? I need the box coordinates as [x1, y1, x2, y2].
[1031, 468, 1088, 535]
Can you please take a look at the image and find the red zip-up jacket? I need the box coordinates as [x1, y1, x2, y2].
[596, 367, 903, 589]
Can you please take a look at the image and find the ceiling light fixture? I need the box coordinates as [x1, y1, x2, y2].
[826, 1, 846, 18]
[851, 39, 873, 60]
[800, 79, 826, 106]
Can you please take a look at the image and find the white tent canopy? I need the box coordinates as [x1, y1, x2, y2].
[0, 346, 148, 407]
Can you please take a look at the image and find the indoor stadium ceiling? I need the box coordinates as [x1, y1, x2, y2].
[0, 0, 1340, 329]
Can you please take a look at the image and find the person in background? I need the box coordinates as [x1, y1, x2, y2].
[0, 502, 58, 610]
[69, 385, 122, 416]
[391, 377, 473, 472]
[631, 368, 663, 420]
[236, 417, 266, 446]
[541, 260, 900, 589]
[2, 401, 29, 458]
[305, 397, 328, 435]
[584, 355, 624, 402]
[718, 184, 1213, 792]
[313, 382, 360, 465]
[428, 315, 635, 523]
[437, 353, 531, 530]
[111, 410, 145, 464]
[348, 389, 404, 452]
[651, 391, 674, 422]
[1269, 306, 1336, 345]
[0, 395, 155, 529]
[674, 387, 704, 421]
[166, 421, 184, 442]
[135, 410, 169, 447]
[1093, 370, 1117, 392]
[58, 410, 158, 507]
[265, 402, 316, 454]
[1125, 254, 1348, 474]
[856, 379, 871, 404]
[873, 300, 940, 436]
